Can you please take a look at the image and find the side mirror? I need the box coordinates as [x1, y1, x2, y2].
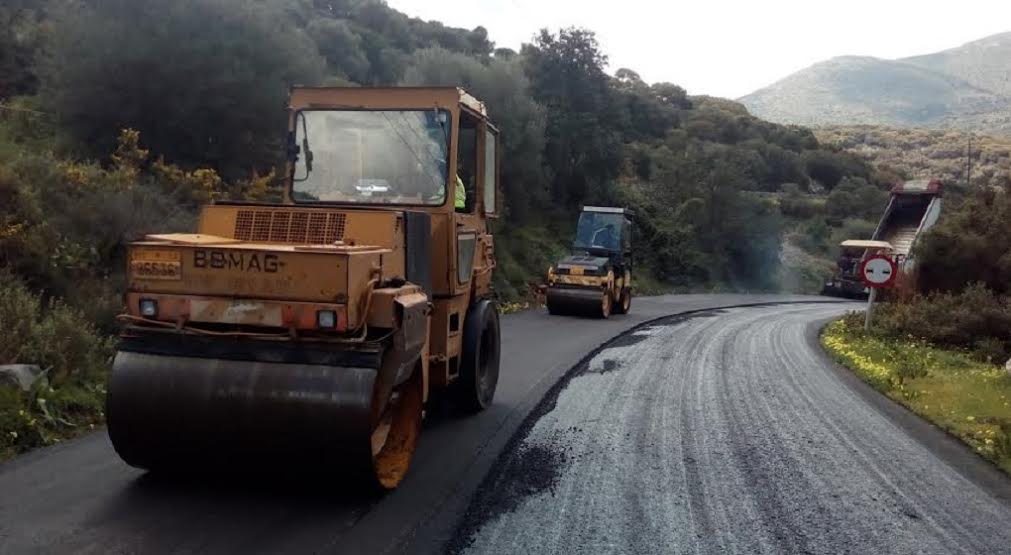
[302, 137, 313, 172]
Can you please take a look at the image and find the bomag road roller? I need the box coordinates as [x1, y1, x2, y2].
[107, 87, 502, 489]
[545, 206, 633, 318]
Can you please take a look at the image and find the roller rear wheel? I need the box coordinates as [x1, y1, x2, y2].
[597, 291, 612, 319]
[454, 300, 501, 412]
[613, 288, 632, 315]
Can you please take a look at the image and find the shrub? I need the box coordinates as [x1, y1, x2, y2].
[916, 189, 1011, 295]
[0, 277, 113, 381]
[778, 183, 823, 219]
[793, 219, 832, 254]
[872, 284, 1011, 362]
[0, 278, 112, 459]
[830, 218, 878, 246]
[825, 176, 888, 222]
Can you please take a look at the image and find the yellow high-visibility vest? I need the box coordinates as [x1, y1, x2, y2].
[455, 175, 466, 209]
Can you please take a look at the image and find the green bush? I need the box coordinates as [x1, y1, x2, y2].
[0, 278, 112, 459]
[0, 277, 112, 383]
[825, 176, 888, 222]
[492, 223, 570, 302]
[872, 284, 1011, 363]
[793, 219, 832, 254]
[778, 183, 823, 219]
[830, 217, 878, 245]
[916, 189, 1011, 295]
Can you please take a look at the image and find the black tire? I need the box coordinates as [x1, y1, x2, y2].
[546, 296, 562, 315]
[596, 291, 612, 319]
[454, 299, 501, 412]
[613, 287, 632, 315]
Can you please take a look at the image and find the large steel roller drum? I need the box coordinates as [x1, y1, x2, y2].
[107, 339, 423, 489]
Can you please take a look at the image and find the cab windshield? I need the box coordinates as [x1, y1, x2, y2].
[291, 109, 450, 205]
[573, 211, 625, 252]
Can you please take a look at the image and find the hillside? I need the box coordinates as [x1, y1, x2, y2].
[740, 33, 1011, 135]
[903, 32, 1011, 97]
[815, 125, 1011, 191]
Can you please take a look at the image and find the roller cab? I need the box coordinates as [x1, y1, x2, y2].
[108, 87, 502, 490]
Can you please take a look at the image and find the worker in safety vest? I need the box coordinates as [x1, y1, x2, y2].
[455, 174, 466, 210]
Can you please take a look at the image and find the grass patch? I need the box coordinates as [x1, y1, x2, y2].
[822, 314, 1011, 474]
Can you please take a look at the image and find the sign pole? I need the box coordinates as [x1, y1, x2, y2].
[860, 253, 895, 333]
[864, 287, 877, 332]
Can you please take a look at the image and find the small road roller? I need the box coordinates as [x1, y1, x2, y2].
[545, 206, 633, 318]
[107, 87, 502, 489]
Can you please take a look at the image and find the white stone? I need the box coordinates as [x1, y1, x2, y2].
[0, 364, 45, 392]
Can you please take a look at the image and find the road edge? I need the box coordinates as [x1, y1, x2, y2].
[806, 317, 1011, 508]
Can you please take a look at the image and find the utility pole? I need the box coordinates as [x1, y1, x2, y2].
[966, 133, 973, 189]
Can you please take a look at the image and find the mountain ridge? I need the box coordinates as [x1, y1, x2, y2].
[740, 32, 1011, 135]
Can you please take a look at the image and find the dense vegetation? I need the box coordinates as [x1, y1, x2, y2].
[1, 0, 1006, 455]
[816, 126, 1011, 193]
[2, 0, 881, 300]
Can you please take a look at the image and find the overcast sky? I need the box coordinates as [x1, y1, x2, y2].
[386, 0, 1011, 99]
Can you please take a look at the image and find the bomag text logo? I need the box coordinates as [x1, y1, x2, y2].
[193, 250, 283, 273]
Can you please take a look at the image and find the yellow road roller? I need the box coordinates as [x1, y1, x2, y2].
[107, 87, 502, 489]
[545, 206, 633, 318]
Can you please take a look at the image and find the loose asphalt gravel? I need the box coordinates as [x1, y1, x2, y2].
[452, 304, 1011, 555]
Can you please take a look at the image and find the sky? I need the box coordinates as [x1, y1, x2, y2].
[385, 0, 1011, 99]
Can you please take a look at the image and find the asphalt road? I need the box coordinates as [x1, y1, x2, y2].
[452, 304, 1011, 555]
[0, 295, 914, 554]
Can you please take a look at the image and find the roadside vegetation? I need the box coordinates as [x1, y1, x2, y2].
[822, 314, 1011, 474]
[0, 278, 113, 459]
[816, 125, 1011, 192]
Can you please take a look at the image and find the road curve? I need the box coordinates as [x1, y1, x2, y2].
[452, 304, 1011, 555]
[0, 295, 844, 554]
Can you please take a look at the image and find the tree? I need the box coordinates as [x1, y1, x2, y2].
[803, 149, 869, 190]
[522, 28, 622, 206]
[651, 82, 691, 110]
[825, 177, 888, 221]
[38, 0, 325, 178]
[308, 18, 371, 83]
[402, 48, 547, 220]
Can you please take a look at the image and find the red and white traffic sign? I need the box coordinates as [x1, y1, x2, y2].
[860, 255, 897, 288]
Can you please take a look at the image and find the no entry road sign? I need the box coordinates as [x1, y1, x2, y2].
[861, 255, 897, 289]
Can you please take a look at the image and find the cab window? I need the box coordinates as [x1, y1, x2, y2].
[456, 111, 479, 213]
[483, 128, 498, 215]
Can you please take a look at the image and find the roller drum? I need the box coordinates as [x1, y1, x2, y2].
[107, 350, 382, 479]
[545, 286, 608, 317]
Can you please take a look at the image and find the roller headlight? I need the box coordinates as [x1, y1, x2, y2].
[139, 298, 158, 318]
[317, 310, 337, 329]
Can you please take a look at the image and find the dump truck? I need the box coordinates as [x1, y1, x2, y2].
[107, 87, 502, 489]
[821, 239, 893, 298]
[823, 178, 943, 297]
[545, 206, 633, 318]
[871, 178, 943, 273]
